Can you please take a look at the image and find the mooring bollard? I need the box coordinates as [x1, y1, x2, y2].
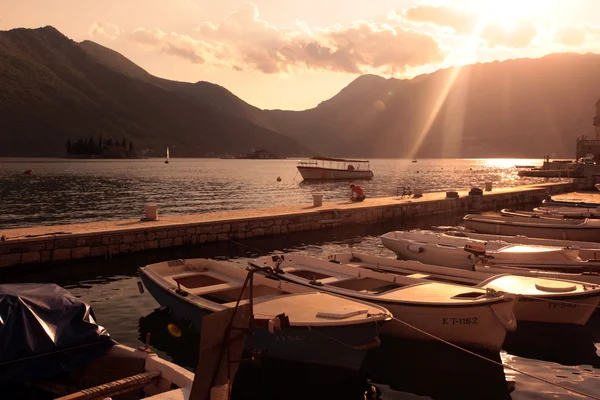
[312, 194, 323, 207]
[143, 204, 159, 221]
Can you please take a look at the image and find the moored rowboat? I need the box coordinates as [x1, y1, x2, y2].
[327, 252, 600, 327]
[253, 254, 517, 353]
[139, 258, 391, 371]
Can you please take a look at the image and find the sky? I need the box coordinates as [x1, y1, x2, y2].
[1, 0, 599, 110]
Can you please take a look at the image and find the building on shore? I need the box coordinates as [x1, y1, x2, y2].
[576, 98, 600, 161]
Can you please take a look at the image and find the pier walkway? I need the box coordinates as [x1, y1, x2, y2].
[0, 182, 574, 268]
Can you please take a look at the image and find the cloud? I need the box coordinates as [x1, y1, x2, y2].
[89, 22, 120, 40]
[194, 2, 444, 74]
[88, 3, 445, 74]
[402, 5, 477, 34]
[553, 27, 586, 46]
[127, 28, 205, 64]
[480, 21, 537, 48]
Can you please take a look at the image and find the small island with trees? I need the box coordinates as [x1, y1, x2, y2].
[65, 137, 139, 158]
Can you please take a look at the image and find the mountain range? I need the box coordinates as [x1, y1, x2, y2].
[1, 26, 599, 158]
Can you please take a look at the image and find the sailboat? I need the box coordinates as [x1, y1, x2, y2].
[165, 146, 169, 164]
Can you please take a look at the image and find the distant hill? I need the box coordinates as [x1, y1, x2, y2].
[261, 54, 600, 158]
[0, 26, 310, 157]
[1, 25, 599, 159]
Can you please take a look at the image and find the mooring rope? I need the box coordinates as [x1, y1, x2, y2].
[388, 315, 600, 400]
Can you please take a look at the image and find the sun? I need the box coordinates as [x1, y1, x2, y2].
[467, 0, 549, 30]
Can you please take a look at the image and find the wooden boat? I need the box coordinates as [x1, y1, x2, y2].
[139, 258, 391, 371]
[252, 255, 518, 353]
[463, 213, 600, 242]
[296, 157, 374, 180]
[380, 230, 589, 271]
[1, 283, 194, 400]
[326, 253, 600, 327]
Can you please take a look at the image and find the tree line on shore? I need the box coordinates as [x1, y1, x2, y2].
[66, 137, 134, 155]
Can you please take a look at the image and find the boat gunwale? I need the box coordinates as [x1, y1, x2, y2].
[464, 214, 598, 229]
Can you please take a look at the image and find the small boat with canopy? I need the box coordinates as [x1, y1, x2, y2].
[297, 157, 374, 180]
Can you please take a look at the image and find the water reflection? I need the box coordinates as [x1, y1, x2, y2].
[0, 158, 569, 228]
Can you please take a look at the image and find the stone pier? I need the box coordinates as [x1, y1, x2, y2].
[0, 182, 574, 269]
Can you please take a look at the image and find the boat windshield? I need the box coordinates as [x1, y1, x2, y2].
[298, 157, 370, 170]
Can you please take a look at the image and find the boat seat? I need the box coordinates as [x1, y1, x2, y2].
[406, 273, 430, 279]
[184, 282, 240, 296]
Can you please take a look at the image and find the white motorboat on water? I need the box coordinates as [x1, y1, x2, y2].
[327, 252, 600, 327]
[427, 230, 600, 284]
[253, 254, 517, 353]
[139, 258, 391, 371]
[296, 157, 374, 180]
[380, 230, 593, 271]
[463, 213, 600, 242]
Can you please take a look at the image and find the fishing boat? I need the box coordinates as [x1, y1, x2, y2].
[252, 255, 517, 353]
[380, 230, 591, 271]
[463, 214, 600, 242]
[1, 283, 194, 399]
[165, 146, 170, 164]
[296, 157, 374, 180]
[326, 253, 600, 327]
[139, 258, 391, 371]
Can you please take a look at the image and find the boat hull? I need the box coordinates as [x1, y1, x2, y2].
[380, 235, 474, 270]
[513, 293, 599, 326]
[297, 166, 374, 180]
[376, 300, 516, 352]
[464, 219, 600, 242]
[140, 273, 375, 371]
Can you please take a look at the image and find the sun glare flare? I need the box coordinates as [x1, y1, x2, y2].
[468, 0, 551, 30]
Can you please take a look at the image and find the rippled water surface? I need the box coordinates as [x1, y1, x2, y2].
[0, 157, 566, 228]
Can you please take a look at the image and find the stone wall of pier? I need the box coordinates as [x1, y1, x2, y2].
[0, 183, 574, 268]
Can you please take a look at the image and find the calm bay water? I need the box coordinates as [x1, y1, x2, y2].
[0, 157, 567, 229]
[0, 158, 596, 399]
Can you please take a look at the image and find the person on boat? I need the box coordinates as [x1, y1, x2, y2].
[350, 184, 366, 202]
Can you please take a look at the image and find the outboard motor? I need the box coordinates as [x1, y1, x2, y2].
[463, 240, 488, 267]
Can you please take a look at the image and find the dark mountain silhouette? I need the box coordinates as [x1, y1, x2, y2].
[261, 54, 600, 158]
[0, 26, 309, 157]
[1, 26, 599, 159]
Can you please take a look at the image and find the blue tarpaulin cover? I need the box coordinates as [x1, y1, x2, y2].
[0, 283, 114, 385]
